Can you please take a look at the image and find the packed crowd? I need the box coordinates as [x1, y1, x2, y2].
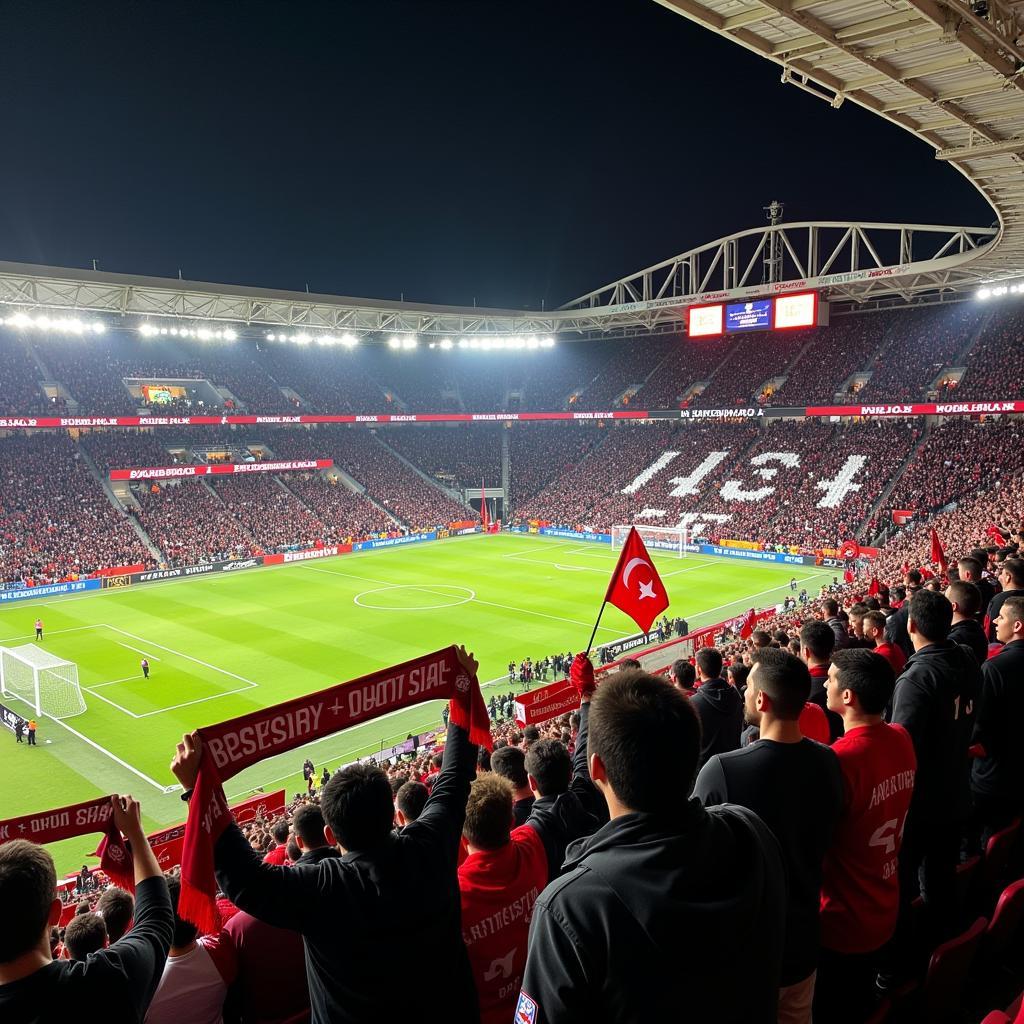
[508, 424, 603, 509]
[691, 328, 813, 407]
[637, 333, 737, 408]
[0, 333, 56, 415]
[0, 434, 153, 585]
[773, 314, 889, 406]
[79, 432, 180, 474]
[282, 474, 397, 541]
[133, 480, 256, 565]
[515, 417, 920, 548]
[382, 425, 503, 488]
[857, 304, 986, 403]
[951, 309, 1024, 401]
[270, 427, 473, 529]
[208, 476, 328, 553]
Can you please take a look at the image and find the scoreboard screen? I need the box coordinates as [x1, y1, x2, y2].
[687, 304, 724, 338]
[687, 291, 824, 338]
[773, 292, 818, 330]
[725, 299, 771, 333]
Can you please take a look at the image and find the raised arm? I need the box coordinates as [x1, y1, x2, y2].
[171, 732, 324, 933]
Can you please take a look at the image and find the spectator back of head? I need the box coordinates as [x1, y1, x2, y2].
[695, 647, 723, 680]
[395, 781, 429, 823]
[671, 659, 696, 691]
[800, 620, 835, 661]
[588, 670, 701, 814]
[946, 580, 980, 618]
[96, 885, 134, 943]
[463, 774, 514, 851]
[525, 739, 571, 797]
[63, 912, 107, 960]
[272, 819, 290, 846]
[0, 840, 56, 963]
[320, 763, 394, 851]
[749, 648, 811, 721]
[490, 745, 528, 789]
[293, 804, 329, 849]
[909, 589, 953, 643]
[830, 649, 896, 715]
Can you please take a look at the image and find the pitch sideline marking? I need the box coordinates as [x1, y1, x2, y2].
[2, 689, 172, 793]
[116, 642, 162, 662]
[297, 565, 632, 637]
[88, 675, 140, 689]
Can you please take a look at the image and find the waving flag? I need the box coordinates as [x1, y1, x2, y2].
[930, 527, 948, 574]
[480, 480, 489, 531]
[735, 607, 757, 640]
[604, 527, 669, 634]
[987, 524, 1007, 546]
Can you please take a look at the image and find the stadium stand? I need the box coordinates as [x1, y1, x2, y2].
[207, 475, 328, 553]
[382, 425, 503, 488]
[0, 434, 153, 584]
[636, 333, 737, 409]
[948, 308, 1024, 400]
[508, 423, 604, 510]
[134, 479, 256, 566]
[0, 332, 56, 415]
[690, 328, 812, 407]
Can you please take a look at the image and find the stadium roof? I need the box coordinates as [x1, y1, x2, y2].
[3, 0, 1023, 337]
[608, 0, 1024, 297]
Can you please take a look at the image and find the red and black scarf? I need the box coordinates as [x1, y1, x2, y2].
[0, 796, 134, 890]
[179, 645, 490, 932]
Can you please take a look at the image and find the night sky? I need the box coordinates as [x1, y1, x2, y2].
[1, 0, 994, 309]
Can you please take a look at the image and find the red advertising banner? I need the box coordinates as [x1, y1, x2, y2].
[109, 459, 332, 480]
[1, 399, 1022, 432]
[147, 789, 286, 871]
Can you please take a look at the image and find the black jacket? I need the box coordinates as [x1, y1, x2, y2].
[825, 616, 849, 651]
[948, 618, 989, 666]
[520, 803, 786, 1023]
[987, 588, 1024, 641]
[690, 677, 744, 768]
[972, 639, 1024, 806]
[525, 701, 605, 882]
[0, 876, 172, 1024]
[887, 642, 980, 828]
[214, 722, 479, 1024]
[885, 604, 913, 659]
[295, 846, 341, 866]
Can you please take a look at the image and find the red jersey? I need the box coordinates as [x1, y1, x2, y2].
[873, 642, 906, 676]
[262, 843, 289, 866]
[798, 702, 831, 745]
[820, 722, 916, 953]
[459, 825, 548, 1024]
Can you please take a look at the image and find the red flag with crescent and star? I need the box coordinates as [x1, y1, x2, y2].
[604, 527, 669, 634]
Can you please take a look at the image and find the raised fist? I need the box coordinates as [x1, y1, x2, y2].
[570, 653, 596, 699]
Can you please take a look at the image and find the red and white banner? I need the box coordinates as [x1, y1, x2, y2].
[514, 680, 579, 727]
[110, 459, 332, 480]
[147, 789, 286, 871]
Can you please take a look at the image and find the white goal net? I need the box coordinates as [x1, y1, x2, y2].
[0, 644, 86, 719]
[611, 524, 689, 559]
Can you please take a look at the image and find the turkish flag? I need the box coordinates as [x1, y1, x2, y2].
[604, 527, 669, 634]
[930, 528, 948, 574]
[736, 607, 757, 640]
[480, 479, 489, 531]
[868, 577, 881, 597]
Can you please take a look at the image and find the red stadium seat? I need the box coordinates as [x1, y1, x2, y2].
[986, 821, 1023, 901]
[984, 878, 1024, 962]
[921, 916, 987, 1024]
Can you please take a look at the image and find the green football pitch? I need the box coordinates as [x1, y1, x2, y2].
[0, 533, 833, 874]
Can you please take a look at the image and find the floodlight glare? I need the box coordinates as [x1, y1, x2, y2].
[388, 336, 401, 349]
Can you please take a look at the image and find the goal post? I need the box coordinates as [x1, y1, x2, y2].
[0, 644, 87, 719]
[611, 524, 689, 558]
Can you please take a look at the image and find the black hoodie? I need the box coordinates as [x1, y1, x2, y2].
[888, 641, 980, 828]
[690, 677, 744, 768]
[525, 701, 606, 882]
[520, 803, 786, 1024]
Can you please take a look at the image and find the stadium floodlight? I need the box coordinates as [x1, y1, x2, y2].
[341, 333, 358, 348]
[439, 338, 453, 350]
[457, 338, 469, 349]
[388, 336, 401, 349]
[3, 312, 106, 335]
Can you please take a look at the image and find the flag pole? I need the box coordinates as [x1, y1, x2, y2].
[585, 600, 607, 657]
